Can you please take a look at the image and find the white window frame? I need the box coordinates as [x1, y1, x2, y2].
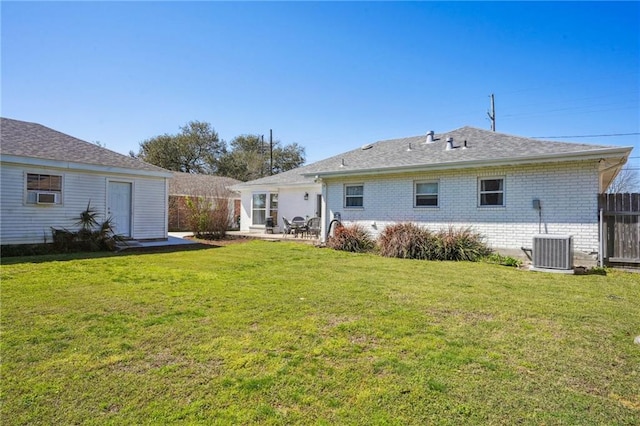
[344, 184, 364, 208]
[478, 177, 505, 207]
[251, 192, 278, 226]
[269, 193, 278, 227]
[414, 180, 439, 208]
[25, 172, 63, 205]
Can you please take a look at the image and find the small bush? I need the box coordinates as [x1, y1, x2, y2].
[484, 253, 522, 267]
[1, 243, 56, 257]
[432, 226, 492, 261]
[327, 224, 375, 253]
[378, 223, 437, 259]
[50, 202, 123, 253]
[185, 196, 230, 240]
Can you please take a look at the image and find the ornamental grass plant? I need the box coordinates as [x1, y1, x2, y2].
[378, 222, 438, 260]
[326, 223, 375, 253]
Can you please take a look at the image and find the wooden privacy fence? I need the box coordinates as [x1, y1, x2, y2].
[599, 193, 640, 265]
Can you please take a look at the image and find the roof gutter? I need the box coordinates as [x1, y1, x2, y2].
[230, 180, 318, 191]
[0, 154, 174, 178]
[304, 146, 633, 179]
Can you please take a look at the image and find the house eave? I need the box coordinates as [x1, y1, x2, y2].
[305, 147, 633, 179]
[0, 154, 173, 178]
[231, 180, 318, 192]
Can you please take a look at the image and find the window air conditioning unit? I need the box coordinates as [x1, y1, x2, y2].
[532, 235, 573, 270]
[36, 192, 58, 204]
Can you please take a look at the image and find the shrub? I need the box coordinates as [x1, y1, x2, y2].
[327, 224, 375, 253]
[1, 243, 56, 257]
[484, 253, 522, 267]
[432, 226, 492, 261]
[50, 202, 123, 253]
[378, 223, 437, 259]
[184, 196, 230, 240]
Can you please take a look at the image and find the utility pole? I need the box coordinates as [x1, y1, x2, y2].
[269, 129, 273, 176]
[260, 134, 265, 177]
[487, 93, 496, 131]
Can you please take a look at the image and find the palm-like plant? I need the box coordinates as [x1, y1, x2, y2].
[51, 201, 124, 252]
[74, 201, 100, 233]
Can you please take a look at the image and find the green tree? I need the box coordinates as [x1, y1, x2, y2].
[136, 121, 223, 173]
[217, 134, 305, 181]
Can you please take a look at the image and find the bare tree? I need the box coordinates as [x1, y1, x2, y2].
[607, 165, 640, 193]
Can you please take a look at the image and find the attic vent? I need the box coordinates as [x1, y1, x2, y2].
[445, 137, 455, 150]
[424, 130, 435, 144]
[361, 144, 373, 150]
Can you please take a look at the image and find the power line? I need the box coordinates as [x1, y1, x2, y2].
[531, 132, 640, 139]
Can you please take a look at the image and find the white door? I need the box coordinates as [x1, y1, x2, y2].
[108, 182, 132, 237]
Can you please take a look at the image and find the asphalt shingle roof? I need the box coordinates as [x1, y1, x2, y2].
[0, 117, 170, 174]
[169, 172, 240, 197]
[236, 126, 631, 188]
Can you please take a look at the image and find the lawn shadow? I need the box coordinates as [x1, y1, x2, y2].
[1, 243, 217, 265]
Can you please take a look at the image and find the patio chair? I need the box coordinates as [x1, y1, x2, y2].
[282, 217, 293, 236]
[306, 217, 321, 238]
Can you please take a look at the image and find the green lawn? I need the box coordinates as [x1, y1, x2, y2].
[2, 241, 639, 425]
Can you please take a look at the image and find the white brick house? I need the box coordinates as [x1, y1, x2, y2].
[233, 127, 631, 254]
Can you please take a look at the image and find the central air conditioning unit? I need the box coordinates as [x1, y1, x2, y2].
[532, 235, 573, 271]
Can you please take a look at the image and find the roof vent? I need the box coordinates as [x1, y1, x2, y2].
[339, 158, 345, 167]
[463, 140, 468, 149]
[406, 143, 413, 152]
[445, 137, 454, 151]
[361, 143, 373, 150]
[424, 131, 435, 144]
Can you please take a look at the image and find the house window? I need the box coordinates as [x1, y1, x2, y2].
[479, 177, 504, 206]
[415, 181, 439, 207]
[345, 184, 364, 208]
[252, 193, 267, 225]
[252, 192, 278, 225]
[269, 193, 278, 226]
[26, 173, 62, 204]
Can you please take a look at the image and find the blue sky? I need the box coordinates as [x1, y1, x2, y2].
[2, 1, 638, 168]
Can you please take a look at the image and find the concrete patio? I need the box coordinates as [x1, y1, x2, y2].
[116, 230, 320, 251]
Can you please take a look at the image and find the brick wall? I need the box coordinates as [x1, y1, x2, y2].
[324, 160, 600, 252]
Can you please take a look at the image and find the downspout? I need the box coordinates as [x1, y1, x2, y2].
[599, 208, 604, 268]
[319, 177, 327, 244]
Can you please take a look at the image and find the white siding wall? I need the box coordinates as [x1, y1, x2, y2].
[324, 161, 600, 252]
[239, 191, 253, 232]
[277, 186, 321, 228]
[1, 163, 167, 245]
[131, 177, 168, 240]
[239, 185, 321, 232]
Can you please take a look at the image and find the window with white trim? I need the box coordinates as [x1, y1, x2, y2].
[251, 192, 278, 225]
[415, 181, 439, 207]
[479, 177, 504, 206]
[26, 173, 62, 204]
[269, 193, 278, 226]
[345, 184, 364, 208]
[252, 193, 267, 225]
